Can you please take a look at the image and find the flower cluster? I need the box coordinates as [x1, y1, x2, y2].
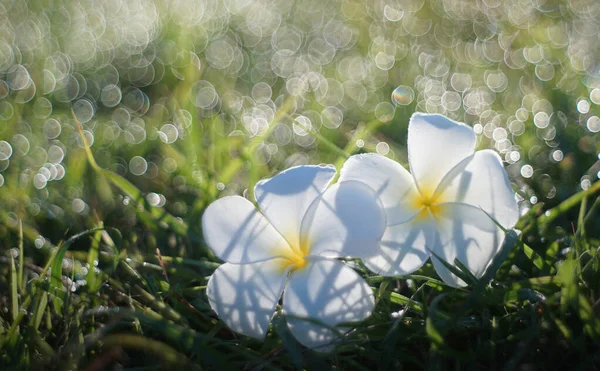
[202, 113, 518, 351]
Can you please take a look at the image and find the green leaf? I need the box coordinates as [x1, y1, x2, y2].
[100, 334, 191, 366]
[380, 291, 426, 314]
[50, 228, 104, 314]
[520, 241, 554, 273]
[425, 294, 447, 348]
[557, 254, 578, 313]
[482, 229, 519, 282]
[538, 179, 600, 227]
[86, 225, 103, 293]
[578, 294, 600, 345]
[430, 250, 478, 286]
[31, 291, 48, 331]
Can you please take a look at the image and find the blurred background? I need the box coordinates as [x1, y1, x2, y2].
[1, 0, 600, 243]
[1, 0, 600, 283]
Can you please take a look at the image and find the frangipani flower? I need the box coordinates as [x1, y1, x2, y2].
[202, 165, 386, 350]
[339, 113, 519, 287]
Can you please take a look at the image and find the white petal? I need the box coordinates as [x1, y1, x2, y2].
[254, 165, 336, 248]
[436, 150, 519, 230]
[338, 153, 421, 225]
[408, 113, 476, 192]
[283, 259, 374, 351]
[300, 180, 386, 260]
[206, 260, 288, 339]
[430, 203, 506, 287]
[202, 196, 289, 263]
[363, 214, 434, 276]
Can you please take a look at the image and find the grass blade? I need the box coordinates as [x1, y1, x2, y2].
[31, 291, 49, 331]
[10, 254, 18, 324]
[50, 227, 104, 314]
[17, 219, 24, 295]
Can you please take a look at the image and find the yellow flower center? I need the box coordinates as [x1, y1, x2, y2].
[272, 238, 310, 274]
[411, 184, 446, 220]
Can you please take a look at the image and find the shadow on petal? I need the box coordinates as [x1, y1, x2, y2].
[207, 260, 288, 339]
[282, 259, 374, 351]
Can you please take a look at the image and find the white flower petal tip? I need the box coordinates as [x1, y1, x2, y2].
[338, 112, 519, 285]
[283, 259, 375, 351]
[408, 112, 476, 189]
[206, 261, 288, 339]
[202, 164, 378, 348]
[201, 195, 288, 264]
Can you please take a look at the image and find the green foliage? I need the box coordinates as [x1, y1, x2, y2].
[2, 115, 600, 368]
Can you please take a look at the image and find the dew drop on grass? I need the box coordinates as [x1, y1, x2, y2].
[0, 80, 8, 99]
[129, 156, 148, 176]
[392, 85, 414, 106]
[42, 69, 56, 94]
[54, 74, 80, 102]
[146, 192, 160, 206]
[587, 116, 600, 133]
[0, 141, 13, 160]
[159, 123, 178, 143]
[0, 101, 14, 120]
[163, 158, 177, 173]
[43, 119, 62, 139]
[6, 64, 30, 90]
[521, 164, 533, 178]
[577, 99, 590, 114]
[72, 198, 87, 213]
[374, 102, 395, 122]
[47, 145, 65, 163]
[441, 91, 462, 111]
[376, 142, 389, 155]
[321, 106, 343, 129]
[73, 99, 95, 124]
[251, 82, 272, 104]
[590, 88, 600, 104]
[33, 98, 53, 118]
[34, 236, 45, 249]
[101, 84, 122, 107]
[33, 173, 47, 189]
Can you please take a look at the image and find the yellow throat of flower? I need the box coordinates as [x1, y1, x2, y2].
[411, 185, 445, 220]
[273, 238, 310, 274]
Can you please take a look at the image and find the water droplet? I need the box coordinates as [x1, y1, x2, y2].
[376, 142, 390, 155]
[129, 156, 148, 176]
[0, 141, 13, 161]
[101, 84, 122, 107]
[391, 85, 414, 106]
[521, 164, 533, 178]
[577, 99, 590, 114]
[73, 99, 95, 124]
[43, 119, 62, 139]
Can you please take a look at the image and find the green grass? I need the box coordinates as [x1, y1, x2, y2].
[2, 0, 600, 369]
[1, 111, 599, 368]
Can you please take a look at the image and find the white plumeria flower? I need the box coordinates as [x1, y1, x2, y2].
[338, 113, 519, 287]
[202, 165, 386, 350]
